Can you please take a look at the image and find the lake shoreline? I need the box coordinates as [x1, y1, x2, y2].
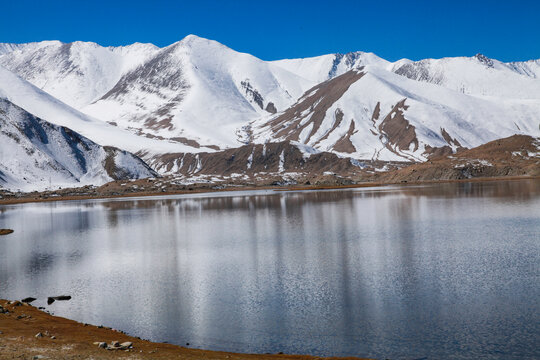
[0, 299, 369, 359]
[0, 175, 537, 206]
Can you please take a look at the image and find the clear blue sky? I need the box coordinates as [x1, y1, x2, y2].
[2, 0, 539, 62]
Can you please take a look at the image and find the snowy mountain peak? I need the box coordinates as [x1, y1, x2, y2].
[180, 34, 212, 44]
[271, 50, 390, 83]
[82, 35, 313, 148]
[474, 53, 495, 67]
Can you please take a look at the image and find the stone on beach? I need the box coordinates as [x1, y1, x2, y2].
[98, 340, 134, 350]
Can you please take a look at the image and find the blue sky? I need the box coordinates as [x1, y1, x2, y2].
[2, 0, 539, 62]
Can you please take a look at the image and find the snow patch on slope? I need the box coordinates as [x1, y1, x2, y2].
[0, 65, 208, 157]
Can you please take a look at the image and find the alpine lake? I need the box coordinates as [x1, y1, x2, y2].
[1, 179, 539, 359]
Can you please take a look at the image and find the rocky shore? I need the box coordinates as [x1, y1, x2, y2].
[0, 299, 368, 360]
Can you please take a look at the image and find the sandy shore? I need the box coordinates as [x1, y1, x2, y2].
[0, 299, 368, 360]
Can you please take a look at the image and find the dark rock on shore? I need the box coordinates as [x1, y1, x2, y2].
[47, 295, 71, 305]
[0, 229, 14, 236]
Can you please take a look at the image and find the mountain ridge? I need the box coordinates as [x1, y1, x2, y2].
[2, 36, 539, 63]
[0, 35, 539, 190]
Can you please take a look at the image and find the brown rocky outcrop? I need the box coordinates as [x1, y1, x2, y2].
[379, 135, 540, 182]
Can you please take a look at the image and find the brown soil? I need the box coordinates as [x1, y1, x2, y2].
[378, 99, 419, 155]
[267, 70, 365, 143]
[332, 120, 356, 153]
[0, 300, 367, 360]
[144, 141, 396, 177]
[314, 108, 344, 146]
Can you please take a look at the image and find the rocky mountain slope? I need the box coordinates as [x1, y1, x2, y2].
[378, 135, 540, 182]
[0, 98, 157, 191]
[142, 140, 405, 182]
[250, 67, 540, 161]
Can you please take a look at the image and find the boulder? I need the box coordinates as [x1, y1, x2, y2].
[104, 340, 133, 350]
[47, 295, 71, 304]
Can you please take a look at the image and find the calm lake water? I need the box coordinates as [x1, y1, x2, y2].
[1, 180, 539, 359]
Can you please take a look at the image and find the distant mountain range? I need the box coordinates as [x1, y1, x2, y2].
[0, 35, 539, 190]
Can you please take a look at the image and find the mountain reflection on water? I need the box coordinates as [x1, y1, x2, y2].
[0, 179, 539, 359]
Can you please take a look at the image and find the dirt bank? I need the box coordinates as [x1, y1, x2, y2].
[0, 299, 367, 360]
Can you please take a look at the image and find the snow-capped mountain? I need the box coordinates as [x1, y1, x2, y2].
[249, 66, 540, 161]
[0, 98, 157, 191]
[82, 35, 312, 148]
[391, 54, 540, 99]
[0, 40, 159, 108]
[271, 51, 393, 83]
[271, 51, 540, 99]
[1, 35, 539, 169]
[0, 65, 210, 156]
[0, 36, 312, 149]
